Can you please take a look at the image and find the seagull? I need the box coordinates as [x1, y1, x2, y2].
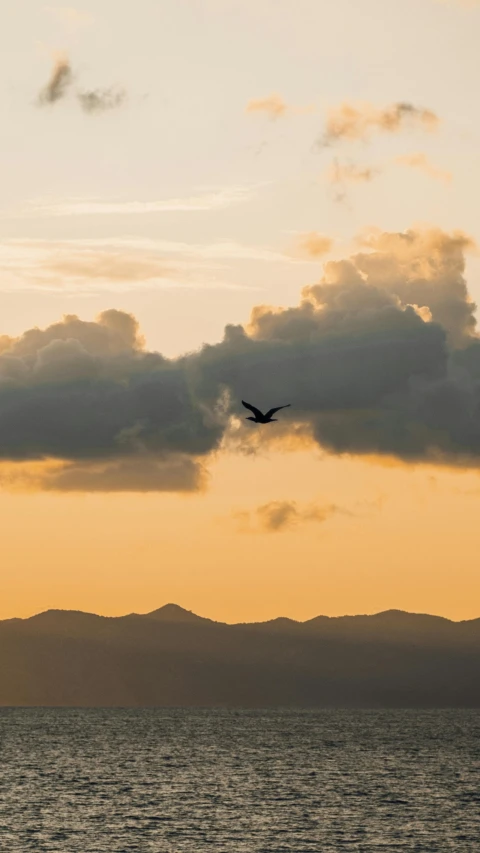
[241, 400, 291, 424]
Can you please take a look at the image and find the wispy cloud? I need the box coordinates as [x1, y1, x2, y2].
[22, 187, 254, 217]
[235, 500, 348, 533]
[37, 54, 73, 105]
[323, 153, 451, 203]
[395, 152, 452, 183]
[321, 101, 439, 145]
[326, 158, 381, 203]
[0, 236, 300, 293]
[0, 240, 229, 293]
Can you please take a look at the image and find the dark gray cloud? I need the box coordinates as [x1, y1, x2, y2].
[1, 227, 480, 491]
[194, 227, 480, 465]
[0, 309, 224, 468]
[77, 87, 127, 114]
[39, 455, 206, 493]
[38, 56, 73, 105]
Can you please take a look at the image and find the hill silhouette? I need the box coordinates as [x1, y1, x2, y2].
[1, 605, 479, 707]
[143, 603, 213, 623]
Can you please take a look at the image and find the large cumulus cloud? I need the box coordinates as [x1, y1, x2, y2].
[195, 227, 480, 464]
[0, 309, 224, 490]
[1, 227, 480, 491]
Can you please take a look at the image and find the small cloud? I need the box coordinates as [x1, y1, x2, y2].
[77, 86, 127, 114]
[294, 232, 334, 259]
[36, 54, 126, 115]
[235, 500, 348, 533]
[37, 54, 73, 105]
[246, 94, 314, 121]
[321, 101, 439, 146]
[395, 152, 452, 183]
[246, 94, 288, 120]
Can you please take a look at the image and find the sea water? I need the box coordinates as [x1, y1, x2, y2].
[0, 708, 479, 851]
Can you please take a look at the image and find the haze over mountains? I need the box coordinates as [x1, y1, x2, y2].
[1, 604, 480, 708]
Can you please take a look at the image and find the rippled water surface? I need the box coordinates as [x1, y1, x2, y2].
[0, 709, 479, 851]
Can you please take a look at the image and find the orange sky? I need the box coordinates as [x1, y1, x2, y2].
[2, 451, 480, 623]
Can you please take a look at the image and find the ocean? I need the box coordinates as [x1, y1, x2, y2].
[0, 708, 479, 851]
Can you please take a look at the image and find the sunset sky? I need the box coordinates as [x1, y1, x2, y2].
[2, 0, 480, 622]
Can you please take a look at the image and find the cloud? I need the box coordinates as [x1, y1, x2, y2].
[36, 55, 126, 115]
[23, 187, 254, 216]
[0, 238, 181, 292]
[395, 153, 452, 183]
[37, 54, 73, 105]
[353, 228, 475, 345]
[294, 232, 334, 259]
[246, 94, 288, 120]
[0, 236, 295, 293]
[194, 226, 480, 465]
[0, 309, 225, 482]
[237, 500, 345, 532]
[0, 455, 206, 493]
[326, 159, 380, 202]
[77, 87, 127, 114]
[321, 101, 439, 145]
[325, 154, 451, 201]
[246, 95, 314, 120]
[2, 226, 480, 492]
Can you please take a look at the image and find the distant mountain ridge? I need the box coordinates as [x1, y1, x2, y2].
[6, 603, 477, 627]
[1, 604, 479, 708]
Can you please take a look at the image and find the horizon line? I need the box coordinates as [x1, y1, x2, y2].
[3, 602, 479, 626]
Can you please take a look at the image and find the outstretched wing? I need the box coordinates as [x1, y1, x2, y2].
[242, 400, 263, 419]
[265, 404, 291, 419]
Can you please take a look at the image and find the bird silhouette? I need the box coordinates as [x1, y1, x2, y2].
[242, 400, 291, 423]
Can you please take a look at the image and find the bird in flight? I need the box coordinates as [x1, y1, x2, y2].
[242, 400, 291, 424]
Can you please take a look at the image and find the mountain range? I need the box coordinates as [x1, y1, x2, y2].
[1, 604, 479, 707]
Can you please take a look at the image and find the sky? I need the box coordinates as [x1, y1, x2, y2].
[1, 0, 480, 622]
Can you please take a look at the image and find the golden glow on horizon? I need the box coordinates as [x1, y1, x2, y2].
[1, 450, 480, 624]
